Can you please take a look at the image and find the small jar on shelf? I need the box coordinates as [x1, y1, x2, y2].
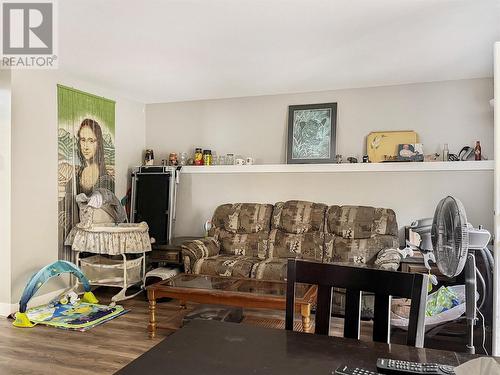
[194, 148, 203, 165]
[203, 149, 212, 165]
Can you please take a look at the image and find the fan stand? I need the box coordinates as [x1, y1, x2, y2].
[464, 252, 478, 354]
[409, 196, 492, 355]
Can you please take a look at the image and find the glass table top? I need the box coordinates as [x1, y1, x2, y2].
[160, 274, 312, 299]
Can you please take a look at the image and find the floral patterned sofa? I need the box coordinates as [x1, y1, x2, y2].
[181, 200, 401, 317]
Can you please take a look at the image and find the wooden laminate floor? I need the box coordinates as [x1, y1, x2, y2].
[0, 291, 178, 375]
[1, 288, 473, 375]
[0, 288, 374, 375]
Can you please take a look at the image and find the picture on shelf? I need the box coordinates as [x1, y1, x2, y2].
[395, 143, 424, 162]
[287, 102, 337, 164]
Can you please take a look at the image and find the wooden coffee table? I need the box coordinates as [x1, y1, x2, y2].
[147, 273, 317, 337]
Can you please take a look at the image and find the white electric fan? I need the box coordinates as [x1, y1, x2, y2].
[408, 196, 492, 354]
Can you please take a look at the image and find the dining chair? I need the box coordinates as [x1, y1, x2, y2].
[285, 259, 428, 348]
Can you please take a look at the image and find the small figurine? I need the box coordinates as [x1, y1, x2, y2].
[474, 141, 481, 161]
[362, 155, 369, 163]
[335, 154, 343, 164]
[144, 149, 154, 166]
[168, 152, 178, 166]
[347, 157, 358, 163]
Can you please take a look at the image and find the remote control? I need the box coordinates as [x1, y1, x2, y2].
[334, 364, 381, 375]
[376, 358, 455, 375]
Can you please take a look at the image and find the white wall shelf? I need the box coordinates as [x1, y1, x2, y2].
[180, 160, 494, 174]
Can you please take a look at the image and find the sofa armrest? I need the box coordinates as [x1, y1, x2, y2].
[181, 237, 221, 273]
[374, 248, 401, 271]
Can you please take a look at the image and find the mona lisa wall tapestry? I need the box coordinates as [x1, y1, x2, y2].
[57, 85, 116, 260]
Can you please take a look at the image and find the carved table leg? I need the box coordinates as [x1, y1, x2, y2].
[148, 299, 157, 338]
[301, 304, 312, 333]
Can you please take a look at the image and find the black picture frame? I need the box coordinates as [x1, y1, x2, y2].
[286, 102, 337, 164]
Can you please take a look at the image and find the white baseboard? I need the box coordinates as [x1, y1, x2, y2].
[0, 288, 68, 317]
[0, 302, 16, 317]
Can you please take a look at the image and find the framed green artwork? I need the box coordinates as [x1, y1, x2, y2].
[287, 102, 337, 164]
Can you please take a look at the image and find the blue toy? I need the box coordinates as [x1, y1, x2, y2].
[13, 260, 98, 327]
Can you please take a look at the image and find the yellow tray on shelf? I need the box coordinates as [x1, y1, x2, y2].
[367, 131, 419, 163]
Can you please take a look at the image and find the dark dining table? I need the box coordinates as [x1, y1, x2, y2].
[115, 320, 479, 375]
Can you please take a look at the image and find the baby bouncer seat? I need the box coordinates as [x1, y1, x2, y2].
[65, 188, 152, 302]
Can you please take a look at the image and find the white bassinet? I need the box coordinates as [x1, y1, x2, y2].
[65, 190, 152, 302]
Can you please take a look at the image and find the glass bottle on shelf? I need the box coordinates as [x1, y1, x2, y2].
[442, 144, 449, 162]
[474, 141, 481, 160]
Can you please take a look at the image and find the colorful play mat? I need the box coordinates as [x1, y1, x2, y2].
[25, 301, 128, 331]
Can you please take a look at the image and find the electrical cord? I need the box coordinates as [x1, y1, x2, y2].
[475, 248, 492, 355]
[484, 247, 495, 273]
[475, 266, 487, 310]
[482, 247, 495, 306]
[478, 248, 493, 302]
[477, 308, 488, 355]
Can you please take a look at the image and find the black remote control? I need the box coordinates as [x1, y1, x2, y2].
[334, 364, 381, 375]
[376, 358, 455, 375]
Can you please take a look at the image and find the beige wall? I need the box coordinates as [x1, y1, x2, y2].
[9, 70, 145, 303]
[146, 78, 494, 240]
[0, 71, 12, 305]
[175, 170, 494, 241]
[146, 78, 494, 163]
[4, 76, 494, 304]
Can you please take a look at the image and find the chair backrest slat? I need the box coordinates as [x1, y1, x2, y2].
[285, 258, 296, 331]
[285, 259, 428, 348]
[315, 285, 333, 335]
[373, 294, 391, 343]
[343, 289, 361, 339]
[407, 274, 428, 347]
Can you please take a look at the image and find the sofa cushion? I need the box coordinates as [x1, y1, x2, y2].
[209, 203, 273, 258]
[250, 258, 288, 281]
[374, 248, 402, 271]
[182, 237, 220, 259]
[272, 201, 326, 234]
[209, 204, 233, 236]
[327, 205, 398, 239]
[211, 203, 273, 234]
[324, 234, 398, 264]
[181, 237, 221, 273]
[268, 200, 326, 260]
[268, 229, 324, 261]
[193, 255, 261, 278]
[218, 231, 269, 258]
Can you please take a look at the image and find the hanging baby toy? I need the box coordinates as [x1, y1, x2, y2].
[13, 260, 98, 328]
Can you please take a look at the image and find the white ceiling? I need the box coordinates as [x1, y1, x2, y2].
[59, 0, 500, 103]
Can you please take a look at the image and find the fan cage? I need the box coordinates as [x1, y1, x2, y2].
[431, 196, 469, 277]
